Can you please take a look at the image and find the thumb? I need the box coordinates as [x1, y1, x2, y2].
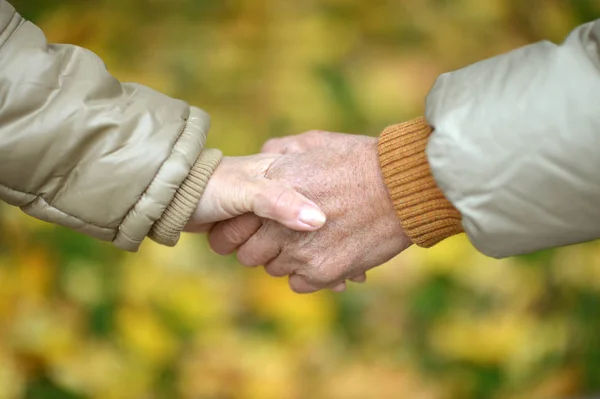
[248, 180, 326, 231]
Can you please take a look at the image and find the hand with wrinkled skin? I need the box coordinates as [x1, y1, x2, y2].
[261, 130, 376, 289]
[208, 132, 412, 293]
[184, 154, 327, 234]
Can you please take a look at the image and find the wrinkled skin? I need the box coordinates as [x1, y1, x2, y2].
[209, 131, 412, 293]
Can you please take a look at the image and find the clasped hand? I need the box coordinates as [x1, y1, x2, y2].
[185, 131, 412, 293]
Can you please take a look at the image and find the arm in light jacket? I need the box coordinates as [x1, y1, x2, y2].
[0, 0, 222, 251]
[379, 19, 600, 258]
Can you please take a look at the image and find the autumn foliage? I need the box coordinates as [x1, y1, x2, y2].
[1, 0, 600, 398]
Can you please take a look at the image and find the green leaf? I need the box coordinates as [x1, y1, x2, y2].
[25, 376, 86, 399]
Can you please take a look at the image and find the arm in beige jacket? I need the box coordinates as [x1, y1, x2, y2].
[380, 19, 600, 258]
[0, 0, 222, 251]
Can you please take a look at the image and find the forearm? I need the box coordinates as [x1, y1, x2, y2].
[0, 0, 221, 250]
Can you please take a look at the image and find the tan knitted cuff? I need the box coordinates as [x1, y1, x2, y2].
[378, 117, 463, 247]
[148, 148, 223, 247]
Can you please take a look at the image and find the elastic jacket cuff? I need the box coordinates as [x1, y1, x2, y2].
[378, 117, 463, 247]
[148, 148, 223, 246]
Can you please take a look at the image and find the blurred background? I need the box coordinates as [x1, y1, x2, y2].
[1, 0, 600, 398]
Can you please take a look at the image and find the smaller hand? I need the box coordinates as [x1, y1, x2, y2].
[184, 154, 326, 234]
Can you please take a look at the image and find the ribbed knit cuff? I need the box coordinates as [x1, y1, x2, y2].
[148, 148, 223, 247]
[378, 117, 463, 247]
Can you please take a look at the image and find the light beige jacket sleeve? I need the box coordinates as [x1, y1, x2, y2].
[424, 19, 600, 258]
[0, 1, 222, 251]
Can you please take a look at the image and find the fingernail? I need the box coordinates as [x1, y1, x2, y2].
[299, 207, 327, 228]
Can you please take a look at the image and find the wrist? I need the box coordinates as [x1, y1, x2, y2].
[362, 138, 411, 245]
[149, 149, 223, 246]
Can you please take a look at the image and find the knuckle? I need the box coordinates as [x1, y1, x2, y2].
[273, 189, 293, 209]
[293, 251, 314, 268]
[254, 189, 270, 208]
[304, 130, 328, 142]
[303, 129, 326, 137]
[286, 142, 304, 153]
[306, 273, 329, 287]
[289, 277, 314, 294]
[265, 264, 287, 277]
[262, 138, 283, 153]
[237, 247, 260, 267]
[305, 262, 340, 286]
[264, 188, 294, 217]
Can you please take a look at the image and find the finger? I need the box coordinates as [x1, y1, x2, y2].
[331, 282, 347, 292]
[208, 214, 262, 255]
[288, 274, 320, 294]
[236, 222, 286, 268]
[263, 255, 293, 277]
[349, 273, 367, 283]
[250, 180, 326, 231]
[256, 233, 297, 276]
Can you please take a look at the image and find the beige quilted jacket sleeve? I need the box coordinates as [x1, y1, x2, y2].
[425, 19, 600, 258]
[378, 19, 600, 259]
[0, 1, 222, 251]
